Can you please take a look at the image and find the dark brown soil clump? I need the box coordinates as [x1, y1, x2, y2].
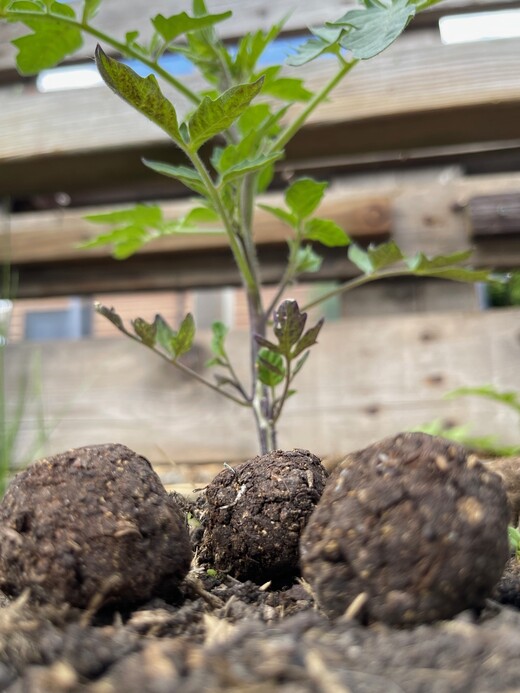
[0, 444, 191, 609]
[198, 449, 327, 582]
[300, 432, 510, 625]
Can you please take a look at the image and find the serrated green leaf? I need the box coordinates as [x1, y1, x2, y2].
[238, 103, 272, 136]
[273, 300, 307, 356]
[258, 204, 298, 228]
[94, 304, 126, 332]
[142, 159, 207, 197]
[366, 240, 405, 270]
[292, 318, 324, 358]
[406, 249, 473, 272]
[220, 152, 283, 186]
[82, 0, 102, 22]
[262, 77, 313, 103]
[286, 26, 342, 67]
[417, 267, 492, 283]
[151, 10, 231, 43]
[348, 244, 373, 273]
[11, 2, 82, 74]
[210, 321, 228, 359]
[181, 206, 220, 226]
[132, 317, 157, 347]
[85, 204, 163, 228]
[154, 314, 176, 356]
[285, 178, 328, 220]
[80, 225, 149, 259]
[233, 19, 286, 76]
[294, 245, 323, 274]
[257, 348, 286, 387]
[173, 313, 196, 357]
[188, 77, 264, 151]
[95, 46, 182, 144]
[303, 218, 350, 247]
[332, 0, 416, 59]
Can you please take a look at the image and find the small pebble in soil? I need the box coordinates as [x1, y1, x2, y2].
[198, 449, 327, 583]
[300, 432, 510, 626]
[0, 443, 192, 608]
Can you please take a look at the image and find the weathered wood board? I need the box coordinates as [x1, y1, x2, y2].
[1, 0, 517, 74]
[6, 309, 520, 482]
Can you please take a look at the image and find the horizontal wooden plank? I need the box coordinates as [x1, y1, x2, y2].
[7, 190, 390, 265]
[1, 29, 519, 186]
[1, 0, 517, 76]
[6, 308, 520, 476]
[7, 169, 520, 297]
[468, 193, 520, 237]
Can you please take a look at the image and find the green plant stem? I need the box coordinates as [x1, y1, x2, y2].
[270, 56, 358, 154]
[189, 150, 258, 293]
[300, 268, 444, 312]
[272, 356, 292, 424]
[3, 9, 201, 105]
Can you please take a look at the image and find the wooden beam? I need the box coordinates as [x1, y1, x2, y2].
[6, 308, 520, 470]
[8, 170, 520, 298]
[1, 0, 517, 75]
[1, 30, 519, 192]
[468, 193, 520, 237]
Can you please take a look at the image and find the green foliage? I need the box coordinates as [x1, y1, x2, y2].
[509, 527, 520, 559]
[1, 0, 490, 454]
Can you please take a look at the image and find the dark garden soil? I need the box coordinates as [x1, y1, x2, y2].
[1, 438, 520, 692]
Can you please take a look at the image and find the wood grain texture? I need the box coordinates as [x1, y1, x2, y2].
[6, 308, 520, 477]
[7, 169, 520, 298]
[468, 193, 520, 237]
[1, 30, 519, 167]
[1, 0, 517, 74]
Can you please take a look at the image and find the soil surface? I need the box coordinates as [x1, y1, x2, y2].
[1, 439, 519, 692]
[1, 560, 520, 692]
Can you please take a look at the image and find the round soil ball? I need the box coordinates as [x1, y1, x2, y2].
[199, 449, 327, 582]
[0, 444, 192, 608]
[300, 432, 510, 626]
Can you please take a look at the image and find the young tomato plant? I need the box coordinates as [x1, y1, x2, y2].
[1, 0, 493, 453]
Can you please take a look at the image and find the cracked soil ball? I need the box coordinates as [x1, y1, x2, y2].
[199, 449, 327, 582]
[0, 444, 192, 608]
[300, 432, 510, 625]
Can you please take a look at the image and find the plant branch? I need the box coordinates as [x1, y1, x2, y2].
[300, 268, 453, 312]
[270, 57, 358, 154]
[4, 9, 201, 104]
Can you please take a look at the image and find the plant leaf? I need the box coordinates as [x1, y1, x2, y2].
[95, 45, 182, 144]
[294, 245, 323, 274]
[82, 0, 102, 22]
[406, 249, 473, 271]
[303, 218, 350, 247]
[132, 317, 157, 347]
[142, 159, 207, 197]
[285, 178, 328, 220]
[94, 303, 127, 333]
[152, 10, 231, 43]
[257, 348, 286, 387]
[286, 26, 342, 67]
[85, 204, 163, 228]
[210, 321, 228, 359]
[292, 318, 324, 358]
[188, 77, 264, 151]
[332, 0, 416, 59]
[173, 313, 196, 357]
[254, 334, 281, 354]
[348, 244, 373, 273]
[273, 300, 307, 356]
[154, 314, 176, 356]
[11, 2, 83, 74]
[220, 152, 283, 186]
[262, 77, 313, 102]
[446, 385, 520, 413]
[292, 350, 310, 379]
[258, 204, 297, 229]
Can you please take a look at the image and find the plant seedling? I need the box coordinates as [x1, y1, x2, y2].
[0, 0, 493, 453]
